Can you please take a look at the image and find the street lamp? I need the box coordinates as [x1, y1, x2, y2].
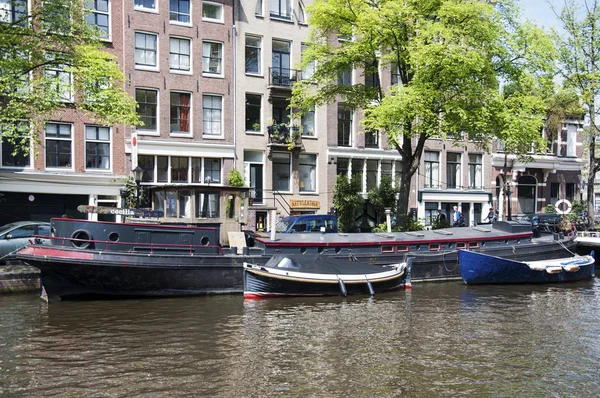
[132, 166, 144, 208]
[504, 183, 513, 221]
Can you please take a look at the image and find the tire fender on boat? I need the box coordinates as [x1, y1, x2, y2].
[71, 229, 93, 249]
[554, 199, 572, 215]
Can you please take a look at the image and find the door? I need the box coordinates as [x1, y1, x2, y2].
[272, 40, 290, 86]
[250, 164, 263, 204]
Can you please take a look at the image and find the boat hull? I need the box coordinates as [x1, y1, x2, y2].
[17, 246, 251, 299]
[243, 256, 410, 298]
[458, 250, 595, 285]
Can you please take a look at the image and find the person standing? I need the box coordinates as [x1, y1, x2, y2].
[437, 209, 446, 223]
[452, 206, 461, 226]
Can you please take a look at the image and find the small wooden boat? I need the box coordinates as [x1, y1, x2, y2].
[243, 255, 412, 299]
[458, 250, 595, 285]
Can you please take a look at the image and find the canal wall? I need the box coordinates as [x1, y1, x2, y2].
[0, 264, 40, 293]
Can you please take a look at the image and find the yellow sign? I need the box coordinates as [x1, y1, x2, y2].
[290, 199, 320, 209]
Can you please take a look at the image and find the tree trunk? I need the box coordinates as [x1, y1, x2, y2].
[587, 103, 597, 229]
[395, 129, 428, 216]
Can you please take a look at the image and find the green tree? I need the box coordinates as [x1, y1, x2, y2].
[552, 0, 600, 228]
[333, 174, 364, 233]
[367, 174, 396, 224]
[0, 0, 140, 154]
[293, 0, 554, 215]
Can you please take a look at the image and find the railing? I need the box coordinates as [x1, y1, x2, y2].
[272, 190, 291, 216]
[268, 67, 301, 87]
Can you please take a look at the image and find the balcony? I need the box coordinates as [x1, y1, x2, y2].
[268, 67, 302, 88]
[267, 123, 303, 156]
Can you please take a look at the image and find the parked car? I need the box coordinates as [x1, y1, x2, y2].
[276, 214, 338, 233]
[0, 221, 51, 263]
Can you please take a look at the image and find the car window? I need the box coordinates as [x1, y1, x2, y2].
[38, 225, 51, 236]
[292, 221, 307, 232]
[8, 225, 35, 238]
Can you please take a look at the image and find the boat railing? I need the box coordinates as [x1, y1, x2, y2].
[577, 231, 600, 238]
[38, 235, 226, 256]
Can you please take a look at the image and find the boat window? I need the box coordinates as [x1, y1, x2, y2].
[481, 241, 486, 247]
[318, 247, 324, 254]
[381, 245, 394, 253]
[276, 218, 294, 232]
[201, 236, 210, 246]
[516, 239, 520, 244]
[300, 247, 306, 254]
[456, 242, 466, 249]
[109, 232, 120, 242]
[447, 243, 453, 249]
[334, 247, 341, 254]
[468, 241, 479, 249]
[416, 245, 421, 251]
[396, 245, 408, 252]
[429, 243, 440, 251]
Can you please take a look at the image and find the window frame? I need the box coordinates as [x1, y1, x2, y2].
[424, 151, 439, 189]
[169, 91, 192, 136]
[202, 1, 223, 23]
[169, 0, 191, 24]
[337, 103, 353, 147]
[299, 153, 317, 193]
[202, 40, 223, 77]
[134, 0, 157, 12]
[468, 153, 483, 190]
[85, 0, 110, 40]
[245, 35, 262, 75]
[245, 93, 262, 133]
[202, 94, 223, 138]
[169, 36, 192, 73]
[0, 123, 31, 168]
[134, 31, 158, 70]
[272, 152, 291, 192]
[84, 125, 111, 171]
[45, 122, 73, 170]
[135, 87, 159, 135]
[44, 57, 73, 102]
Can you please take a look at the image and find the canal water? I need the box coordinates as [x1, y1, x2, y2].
[1, 279, 600, 397]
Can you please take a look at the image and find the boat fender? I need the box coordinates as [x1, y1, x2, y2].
[338, 279, 347, 296]
[70, 229, 93, 249]
[366, 279, 375, 296]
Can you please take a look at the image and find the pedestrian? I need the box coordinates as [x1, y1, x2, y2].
[457, 213, 466, 227]
[452, 206, 462, 227]
[485, 207, 496, 224]
[437, 209, 446, 223]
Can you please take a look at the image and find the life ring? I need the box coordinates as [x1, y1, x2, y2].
[554, 199, 572, 215]
[71, 229, 93, 249]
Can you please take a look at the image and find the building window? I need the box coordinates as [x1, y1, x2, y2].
[550, 182, 559, 203]
[424, 151, 439, 188]
[337, 103, 352, 147]
[366, 159, 378, 191]
[336, 158, 348, 177]
[365, 60, 380, 88]
[272, 39, 291, 86]
[202, 41, 223, 75]
[245, 35, 261, 74]
[0, 0, 27, 24]
[566, 183, 575, 202]
[424, 202, 438, 227]
[45, 122, 72, 168]
[85, 125, 110, 170]
[202, 1, 223, 21]
[171, 156, 188, 182]
[468, 154, 482, 189]
[272, 152, 291, 192]
[352, 159, 364, 191]
[270, 0, 291, 20]
[196, 192, 219, 218]
[301, 107, 315, 137]
[391, 62, 400, 85]
[202, 95, 222, 136]
[381, 160, 392, 178]
[299, 154, 316, 192]
[170, 92, 191, 134]
[301, 43, 315, 80]
[43, 1, 71, 33]
[157, 156, 168, 182]
[365, 130, 378, 148]
[135, 88, 158, 131]
[0, 124, 30, 167]
[272, 96, 290, 125]
[170, 0, 190, 23]
[85, 0, 110, 39]
[169, 37, 191, 72]
[138, 155, 155, 182]
[204, 158, 221, 183]
[134, 0, 155, 11]
[135, 32, 157, 68]
[245, 94, 261, 132]
[45, 56, 72, 102]
[446, 152, 461, 189]
[338, 68, 351, 86]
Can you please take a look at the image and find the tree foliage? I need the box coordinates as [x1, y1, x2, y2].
[293, 0, 555, 214]
[0, 0, 140, 155]
[367, 174, 396, 224]
[552, 0, 600, 227]
[333, 174, 364, 233]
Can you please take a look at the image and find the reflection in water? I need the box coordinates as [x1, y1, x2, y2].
[1, 280, 599, 397]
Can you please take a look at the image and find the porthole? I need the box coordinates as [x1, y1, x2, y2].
[300, 247, 307, 254]
[318, 247, 324, 254]
[201, 236, 210, 246]
[109, 232, 120, 242]
[335, 247, 341, 254]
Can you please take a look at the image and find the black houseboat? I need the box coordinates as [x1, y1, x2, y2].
[16, 218, 576, 300]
